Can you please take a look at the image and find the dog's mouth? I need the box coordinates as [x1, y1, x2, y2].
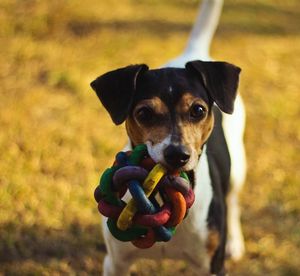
[160, 156, 196, 173]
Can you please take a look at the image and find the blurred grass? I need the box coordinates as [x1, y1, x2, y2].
[0, 0, 299, 275]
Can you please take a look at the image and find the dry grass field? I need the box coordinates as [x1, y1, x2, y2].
[0, 0, 299, 275]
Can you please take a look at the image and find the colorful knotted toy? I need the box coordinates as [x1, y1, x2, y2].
[94, 144, 195, 249]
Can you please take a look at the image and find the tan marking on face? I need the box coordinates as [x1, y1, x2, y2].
[206, 229, 220, 258]
[126, 93, 214, 170]
[176, 93, 208, 113]
[125, 97, 170, 146]
[175, 92, 214, 169]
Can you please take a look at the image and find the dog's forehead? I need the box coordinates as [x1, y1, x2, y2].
[135, 68, 210, 106]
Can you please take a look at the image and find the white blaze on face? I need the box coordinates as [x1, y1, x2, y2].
[146, 135, 172, 164]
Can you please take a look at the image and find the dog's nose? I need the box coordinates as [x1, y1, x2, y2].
[163, 145, 190, 169]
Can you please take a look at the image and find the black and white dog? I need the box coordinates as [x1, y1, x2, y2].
[91, 0, 246, 275]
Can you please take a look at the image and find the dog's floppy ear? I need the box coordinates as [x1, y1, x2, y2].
[90, 64, 149, 125]
[185, 60, 241, 114]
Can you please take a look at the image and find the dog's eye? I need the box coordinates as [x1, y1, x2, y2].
[190, 104, 206, 121]
[135, 106, 154, 124]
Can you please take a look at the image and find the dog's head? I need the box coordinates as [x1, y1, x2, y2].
[91, 61, 241, 172]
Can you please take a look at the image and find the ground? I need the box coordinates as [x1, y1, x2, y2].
[0, 0, 299, 275]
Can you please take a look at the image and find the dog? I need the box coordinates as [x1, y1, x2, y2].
[90, 0, 246, 275]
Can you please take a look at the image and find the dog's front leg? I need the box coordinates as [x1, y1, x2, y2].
[102, 219, 133, 276]
[103, 254, 131, 276]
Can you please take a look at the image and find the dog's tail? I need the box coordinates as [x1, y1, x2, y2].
[164, 0, 223, 67]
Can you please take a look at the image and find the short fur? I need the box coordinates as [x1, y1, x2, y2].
[91, 61, 241, 275]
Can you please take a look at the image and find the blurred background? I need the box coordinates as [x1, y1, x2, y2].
[0, 0, 299, 275]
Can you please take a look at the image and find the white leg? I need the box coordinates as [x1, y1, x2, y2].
[222, 95, 246, 261]
[103, 253, 131, 276]
[102, 218, 133, 276]
[226, 186, 245, 261]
